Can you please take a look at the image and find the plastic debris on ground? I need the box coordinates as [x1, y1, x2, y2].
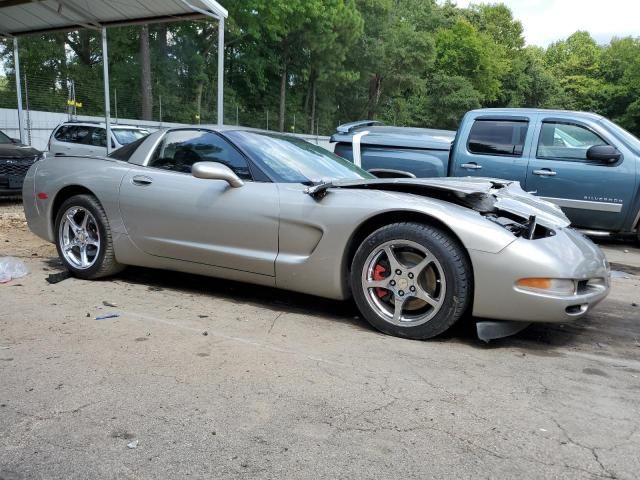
[126, 440, 138, 449]
[0, 257, 29, 284]
[46, 270, 71, 284]
[95, 313, 120, 321]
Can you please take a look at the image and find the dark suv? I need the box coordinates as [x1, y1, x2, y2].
[0, 129, 43, 198]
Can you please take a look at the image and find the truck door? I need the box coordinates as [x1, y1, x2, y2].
[524, 119, 635, 232]
[451, 116, 532, 181]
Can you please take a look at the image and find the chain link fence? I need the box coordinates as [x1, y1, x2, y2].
[0, 28, 332, 150]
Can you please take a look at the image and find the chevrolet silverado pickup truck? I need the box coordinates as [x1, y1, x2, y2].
[331, 108, 640, 239]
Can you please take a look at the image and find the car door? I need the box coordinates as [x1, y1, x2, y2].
[452, 116, 532, 181]
[525, 118, 635, 231]
[89, 127, 110, 156]
[51, 125, 79, 156]
[119, 129, 280, 276]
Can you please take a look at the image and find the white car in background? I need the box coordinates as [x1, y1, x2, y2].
[48, 122, 150, 157]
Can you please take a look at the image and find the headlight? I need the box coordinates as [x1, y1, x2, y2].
[515, 278, 576, 296]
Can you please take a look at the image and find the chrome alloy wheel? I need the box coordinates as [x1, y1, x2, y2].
[361, 240, 446, 327]
[58, 206, 101, 270]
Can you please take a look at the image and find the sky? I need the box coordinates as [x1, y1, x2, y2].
[452, 0, 640, 47]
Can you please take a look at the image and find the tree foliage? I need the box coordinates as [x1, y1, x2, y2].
[1, 1, 640, 136]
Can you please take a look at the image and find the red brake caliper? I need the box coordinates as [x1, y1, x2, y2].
[373, 264, 387, 298]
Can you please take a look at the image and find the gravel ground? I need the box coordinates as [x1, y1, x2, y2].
[1, 199, 639, 479]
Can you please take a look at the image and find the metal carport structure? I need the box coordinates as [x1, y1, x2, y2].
[0, 0, 228, 153]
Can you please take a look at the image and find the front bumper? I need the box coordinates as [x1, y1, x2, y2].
[470, 228, 610, 323]
[0, 175, 25, 196]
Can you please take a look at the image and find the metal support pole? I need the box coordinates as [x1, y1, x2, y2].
[101, 27, 112, 155]
[13, 37, 26, 144]
[217, 16, 225, 127]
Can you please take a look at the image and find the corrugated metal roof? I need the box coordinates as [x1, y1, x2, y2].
[0, 0, 227, 36]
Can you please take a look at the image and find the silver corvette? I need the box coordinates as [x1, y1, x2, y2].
[23, 127, 610, 341]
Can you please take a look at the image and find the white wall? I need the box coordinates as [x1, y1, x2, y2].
[0, 108, 334, 152]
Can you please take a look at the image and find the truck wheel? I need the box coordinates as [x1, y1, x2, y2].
[54, 194, 124, 279]
[351, 222, 472, 339]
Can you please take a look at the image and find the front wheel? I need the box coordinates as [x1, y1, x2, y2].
[54, 194, 124, 279]
[351, 222, 472, 340]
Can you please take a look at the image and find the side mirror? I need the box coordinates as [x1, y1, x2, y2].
[10, 137, 21, 144]
[586, 145, 621, 164]
[192, 161, 244, 188]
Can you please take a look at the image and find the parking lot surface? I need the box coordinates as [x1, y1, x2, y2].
[1, 200, 639, 479]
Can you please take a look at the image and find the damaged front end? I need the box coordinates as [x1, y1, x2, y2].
[305, 177, 570, 240]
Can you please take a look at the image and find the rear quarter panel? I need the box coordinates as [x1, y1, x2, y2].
[334, 143, 450, 177]
[31, 156, 131, 242]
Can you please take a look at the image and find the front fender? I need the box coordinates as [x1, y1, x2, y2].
[275, 185, 517, 300]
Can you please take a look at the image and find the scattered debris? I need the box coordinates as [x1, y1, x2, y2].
[147, 286, 163, 292]
[202, 331, 208, 336]
[0, 257, 29, 284]
[95, 313, 120, 320]
[86, 313, 91, 318]
[126, 440, 139, 449]
[46, 270, 71, 284]
[102, 301, 118, 307]
[198, 315, 209, 318]
[632, 303, 638, 307]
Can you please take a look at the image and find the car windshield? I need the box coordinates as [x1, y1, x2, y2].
[0, 130, 12, 144]
[225, 130, 375, 183]
[112, 128, 148, 145]
[599, 118, 640, 155]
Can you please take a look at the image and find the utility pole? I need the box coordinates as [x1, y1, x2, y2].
[13, 37, 25, 144]
[24, 74, 31, 145]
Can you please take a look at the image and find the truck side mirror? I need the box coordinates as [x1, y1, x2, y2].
[586, 145, 621, 164]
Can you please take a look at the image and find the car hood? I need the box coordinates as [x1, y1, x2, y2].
[305, 177, 571, 229]
[0, 144, 40, 159]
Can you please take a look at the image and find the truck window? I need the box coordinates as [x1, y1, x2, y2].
[537, 122, 608, 161]
[467, 120, 528, 156]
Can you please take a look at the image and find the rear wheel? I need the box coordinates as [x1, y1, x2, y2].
[351, 222, 472, 339]
[54, 194, 124, 279]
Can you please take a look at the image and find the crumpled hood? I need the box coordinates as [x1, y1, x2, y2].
[306, 176, 571, 229]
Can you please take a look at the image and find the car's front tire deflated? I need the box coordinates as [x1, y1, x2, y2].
[351, 222, 472, 340]
[54, 194, 124, 279]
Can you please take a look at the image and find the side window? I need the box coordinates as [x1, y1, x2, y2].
[91, 128, 108, 147]
[537, 122, 608, 161]
[54, 125, 72, 142]
[72, 126, 93, 144]
[148, 130, 252, 179]
[108, 136, 147, 161]
[467, 119, 528, 156]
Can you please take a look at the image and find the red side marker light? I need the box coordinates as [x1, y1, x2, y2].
[37, 192, 48, 200]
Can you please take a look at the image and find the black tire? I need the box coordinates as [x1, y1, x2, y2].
[54, 194, 124, 279]
[351, 222, 472, 340]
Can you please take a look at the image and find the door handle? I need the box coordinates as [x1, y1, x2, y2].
[461, 163, 482, 170]
[132, 175, 153, 186]
[532, 169, 557, 177]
